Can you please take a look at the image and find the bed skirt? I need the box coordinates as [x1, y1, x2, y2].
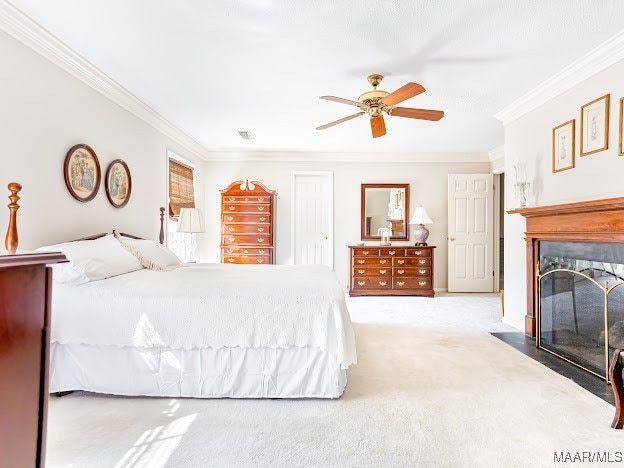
[49, 343, 347, 399]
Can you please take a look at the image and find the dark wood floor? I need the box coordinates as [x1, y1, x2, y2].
[491, 332, 614, 405]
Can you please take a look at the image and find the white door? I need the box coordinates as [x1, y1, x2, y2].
[291, 172, 333, 268]
[447, 174, 494, 292]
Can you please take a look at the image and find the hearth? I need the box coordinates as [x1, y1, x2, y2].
[538, 241, 624, 380]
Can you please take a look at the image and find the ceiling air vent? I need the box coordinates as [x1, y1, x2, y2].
[237, 130, 254, 140]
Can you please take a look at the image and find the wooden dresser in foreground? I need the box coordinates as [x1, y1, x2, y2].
[220, 180, 276, 265]
[348, 246, 435, 297]
[0, 252, 67, 468]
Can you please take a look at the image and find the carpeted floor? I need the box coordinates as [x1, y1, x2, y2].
[47, 293, 624, 468]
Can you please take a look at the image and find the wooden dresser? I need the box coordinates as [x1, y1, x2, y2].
[220, 180, 276, 265]
[348, 246, 435, 297]
[0, 252, 67, 468]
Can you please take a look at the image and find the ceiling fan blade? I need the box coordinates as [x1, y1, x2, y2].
[381, 82, 426, 106]
[370, 115, 386, 138]
[388, 107, 444, 121]
[320, 96, 365, 108]
[316, 112, 365, 130]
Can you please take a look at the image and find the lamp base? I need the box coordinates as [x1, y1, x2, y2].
[415, 242, 428, 246]
[412, 224, 430, 246]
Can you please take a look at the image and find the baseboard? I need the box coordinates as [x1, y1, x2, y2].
[434, 288, 448, 293]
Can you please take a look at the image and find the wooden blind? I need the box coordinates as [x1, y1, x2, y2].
[168, 159, 195, 219]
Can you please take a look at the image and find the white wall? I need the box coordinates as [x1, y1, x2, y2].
[202, 159, 490, 289]
[503, 58, 624, 331]
[0, 30, 204, 251]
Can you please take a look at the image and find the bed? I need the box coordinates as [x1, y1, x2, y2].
[41, 225, 356, 399]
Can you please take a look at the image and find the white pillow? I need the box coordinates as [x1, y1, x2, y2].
[117, 237, 182, 271]
[37, 234, 143, 285]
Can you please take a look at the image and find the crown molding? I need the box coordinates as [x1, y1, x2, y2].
[202, 151, 489, 163]
[495, 30, 624, 126]
[0, 0, 210, 160]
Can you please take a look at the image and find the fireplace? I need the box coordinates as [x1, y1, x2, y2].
[511, 197, 624, 382]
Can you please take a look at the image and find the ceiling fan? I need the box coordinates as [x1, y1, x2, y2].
[316, 74, 444, 138]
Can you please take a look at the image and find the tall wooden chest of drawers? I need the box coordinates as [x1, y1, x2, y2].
[220, 180, 276, 264]
[348, 246, 435, 297]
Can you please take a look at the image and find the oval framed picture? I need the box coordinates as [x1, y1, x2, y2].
[105, 159, 132, 208]
[63, 144, 101, 202]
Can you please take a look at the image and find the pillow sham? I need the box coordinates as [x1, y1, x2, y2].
[117, 237, 182, 271]
[37, 234, 143, 285]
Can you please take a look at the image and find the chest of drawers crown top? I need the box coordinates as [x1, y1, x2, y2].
[220, 180, 277, 265]
[348, 245, 435, 297]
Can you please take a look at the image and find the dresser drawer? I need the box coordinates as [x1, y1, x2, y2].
[222, 203, 271, 214]
[353, 267, 391, 277]
[352, 248, 379, 256]
[223, 224, 271, 234]
[222, 234, 272, 245]
[222, 255, 271, 265]
[352, 277, 392, 290]
[222, 195, 271, 204]
[352, 257, 392, 266]
[222, 214, 271, 224]
[379, 248, 405, 256]
[392, 267, 418, 277]
[393, 278, 432, 289]
[406, 248, 432, 257]
[221, 247, 271, 256]
[393, 257, 431, 267]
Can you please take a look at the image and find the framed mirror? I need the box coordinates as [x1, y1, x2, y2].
[361, 183, 410, 241]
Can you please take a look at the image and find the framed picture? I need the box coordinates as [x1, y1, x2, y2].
[618, 98, 624, 156]
[552, 119, 575, 173]
[105, 159, 132, 208]
[580, 94, 610, 156]
[63, 144, 101, 202]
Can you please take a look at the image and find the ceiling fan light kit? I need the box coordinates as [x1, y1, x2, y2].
[316, 74, 444, 138]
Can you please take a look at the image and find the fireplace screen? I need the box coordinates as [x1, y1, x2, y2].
[538, 241, 624, 380]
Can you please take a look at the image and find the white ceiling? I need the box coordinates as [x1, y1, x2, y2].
[8, 0, 624, 154]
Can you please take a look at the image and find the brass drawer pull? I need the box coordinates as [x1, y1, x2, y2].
[380, 269, 387, 275]
[415, 250, 422, 255]
[257, 258, 264, 263]
[257, 227, 265, 232]
[259, 250, 266, 254]
[228, 206, 236, 211]
[397, 269, 404, 274]
[226, 249, 233, 254]
[228, 197, 235, 201]
[228, 227, 235, 232]
[379, 281, 387, 286]
[397, 260, 405, 265]
[419, 269, 427, 274]
[258, 197, 265, 202]
[257, 206, 265, 211]
[243, 250, 249, 254]
[389, 250, 396, 255]
[228, 258, 235, 263]
[358, 269, 365, 274]
[419, 259, 426, 264]
[397, 281, 405, 286]
[380, 259, 387, 264]
[244, 197, 249, 201]
[226, 216, 233, 221]
[362, 250, 369, 255]
[358, 281, 365, 286]
[419, 281, 426, 286]
[228, 237, 235, 242]
[357, 260, 365, 264]
[257, 238, 265, 242]
[259, 217, 266, 221]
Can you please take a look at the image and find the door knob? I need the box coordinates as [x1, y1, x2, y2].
[324, 235, 329, 240]
[449, 236, 455, 241]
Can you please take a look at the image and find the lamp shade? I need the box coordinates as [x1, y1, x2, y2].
[408, 206, 433, 225]
[177, 208, 205, 233]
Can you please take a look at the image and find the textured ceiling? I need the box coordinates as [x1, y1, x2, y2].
[8, 0, 624, 154]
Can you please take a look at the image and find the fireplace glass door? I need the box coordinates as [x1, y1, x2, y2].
[538, 241, 624, 380]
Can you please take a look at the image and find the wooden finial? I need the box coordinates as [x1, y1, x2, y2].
[159, 207, 165, 244]
[5, 182, 22, 254]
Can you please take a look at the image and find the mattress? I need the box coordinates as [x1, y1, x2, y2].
[50, 343, 347, 399]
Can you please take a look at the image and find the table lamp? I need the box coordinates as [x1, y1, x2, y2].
[177, 207, 205, 262]
[409, 206, 433, 246]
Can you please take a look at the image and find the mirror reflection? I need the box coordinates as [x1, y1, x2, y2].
[361, 184, 410, 241]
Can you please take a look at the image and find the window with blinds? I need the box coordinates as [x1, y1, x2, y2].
[168, 159, 195, 220]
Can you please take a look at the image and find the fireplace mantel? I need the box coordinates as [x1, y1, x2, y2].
[509, 197, 624, 336]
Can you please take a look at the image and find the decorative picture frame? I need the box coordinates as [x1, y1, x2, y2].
[105, 159, 132, 208]
[580, 94, 610, 156]
[63, 144, 101, 202]
[619, 97, 623, 156]
[552, 119, 575, 173]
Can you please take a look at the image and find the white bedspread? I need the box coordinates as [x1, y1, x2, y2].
[51, 264, 357, 369]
